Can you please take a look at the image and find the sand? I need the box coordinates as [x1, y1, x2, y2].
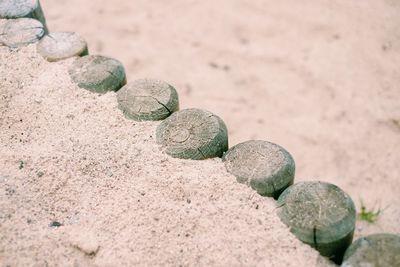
[0, 46, 335, 266]
[41, 0, 400, 236]
[1, 0, 400, 266]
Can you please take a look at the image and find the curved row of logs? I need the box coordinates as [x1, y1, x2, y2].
[1, 1, 399, 266]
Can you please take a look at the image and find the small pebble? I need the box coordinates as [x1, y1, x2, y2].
[68, 227, 100, 256]
[49, 221, 62, 228]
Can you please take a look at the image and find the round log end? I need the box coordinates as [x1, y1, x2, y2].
[68, 55, 127, 94]
[0, 0, 38, 18]
[0, 17, 44, 48]
[117, 79, 179, 121]
[156, 108, 228, 160]
[341, 233, 400, 267]
[37, 31, 88, 62]
[277, 181, 356, 263]
[0, 0, 48, 32]
[222, 140, 295, 198]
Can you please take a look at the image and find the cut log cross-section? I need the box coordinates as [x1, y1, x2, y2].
[117, 79, 179, 121]
[223, 140, 295, 199]
[341, 233, 400, 267]
[0, 0, 48, 32]
[68, 55, 127, 94]
[277, 181, 356, 264]
[37, 32, 88, 62]
[0, 18, 44, 48]
[156, 108, 228, 160]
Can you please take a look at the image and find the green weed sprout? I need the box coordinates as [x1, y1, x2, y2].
[358, 200, 387, 223]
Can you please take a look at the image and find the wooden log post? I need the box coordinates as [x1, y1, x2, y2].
[0, 18, 44, 48]
[277, 181, 356, 264]
[341, 233, 400, 267]
[0, 0, 48, 33]
[68, 55, 127, 94]
[156, 108, 228, 160]
[37, 32, 88, 62]
[222, 140, 295, 199]
[117, 79, 179, 121]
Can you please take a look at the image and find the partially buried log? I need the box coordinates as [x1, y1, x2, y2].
[68, 55, 126, 94]
[0, 0, 48, 32]
[222, 140, 295, 199]
[117, 79, 179, 121]
[0, 17, 44, 48]
[37, 32, 88, 62]
[341, 233, 400, 267]
[156, 108, 228, 160]
[277, 181, 356, 264]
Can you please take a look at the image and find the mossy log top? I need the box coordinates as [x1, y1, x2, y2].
[68, 55, 126, 94]
[223, 140, 295, 198]
[0, 0, 48, 32]
[117, 79, 179, 121]
[37, 32, 88, 62]
[342, 233, 400, 267]
[0, 17, 44, 48]
[156, 108, 228, 160]
[277, 181, 356, 263]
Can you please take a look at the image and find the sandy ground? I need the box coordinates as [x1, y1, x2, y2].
[0, 46, 334, 266]
[1, 0, 400, 266]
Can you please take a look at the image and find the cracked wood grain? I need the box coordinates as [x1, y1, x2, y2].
[0, 17, 44, 48]
[277, 181, 356, 264]
[0, 0, 48, 32]
[222, 140, 295, 199]
[37, 31, 88, 62]
[68, 55, 126, 94]
[156, 108, 228, 160]
[117, 79, 179, 121]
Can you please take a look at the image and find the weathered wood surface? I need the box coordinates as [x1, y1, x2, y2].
[0, 0, 48, 32]
[0, 18, 44, 48]
[0, 19, 6, 34]
[277, 181, 356, 263]
[156, 108, 228, 160]
[342, 233, 400, 267]
[117, 79, 179, 121]
[223, 140, 295, 198]
[37, 31, 88, 62]
[68, 55, 126, 94]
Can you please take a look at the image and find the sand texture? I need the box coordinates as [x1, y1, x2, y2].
[0, 46, 335, 266]
[39, 0, 400, 238]
[1, 0, 400, 266]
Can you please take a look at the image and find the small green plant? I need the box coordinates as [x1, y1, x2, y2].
[358, 201, 385, 223]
